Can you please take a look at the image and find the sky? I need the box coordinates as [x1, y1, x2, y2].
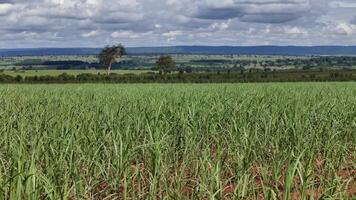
[1, 0, 356, 48]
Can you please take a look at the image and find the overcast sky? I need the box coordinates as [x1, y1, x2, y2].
[1, 0, 356, 48]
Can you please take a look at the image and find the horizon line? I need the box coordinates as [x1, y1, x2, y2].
[2, 45, 356, 50]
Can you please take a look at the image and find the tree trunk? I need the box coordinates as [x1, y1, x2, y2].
[107, 62, 112, 76]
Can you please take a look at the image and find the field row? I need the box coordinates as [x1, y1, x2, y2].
[0, 83, 355, 199]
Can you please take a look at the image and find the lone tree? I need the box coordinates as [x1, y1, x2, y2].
[156, 56, 175, 74]
[99, 44, 126, 75]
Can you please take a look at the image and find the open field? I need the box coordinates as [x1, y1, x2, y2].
[0, 83, 355, 199]
[1, 55, 356, 73]
[0, 55, 306, 72]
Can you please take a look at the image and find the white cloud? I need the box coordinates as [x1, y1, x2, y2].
[162, 31, 181, 37]
[162, 30, 183, 41]
[209, 20, 230, 31]
[284, 27, 308, 35]
[0, 3, 13, 15]
[81, 30, 99, 37]
[334, 22, 356, 35]
[111, 30, 153, 39]
[0, 0, 356, 47]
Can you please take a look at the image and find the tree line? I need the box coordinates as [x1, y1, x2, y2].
[0, 70, 355, 83]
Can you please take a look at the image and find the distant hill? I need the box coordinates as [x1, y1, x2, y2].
[2, 46, 356, 56]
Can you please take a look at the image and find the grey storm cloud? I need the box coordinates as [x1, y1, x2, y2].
[352, 16, 356, 24]
[188, 0, 311, 23]
[0, 0, 356, 48]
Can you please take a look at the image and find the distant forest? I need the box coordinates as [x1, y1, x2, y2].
[2, 46, 356, 56]
[8, 56, 356, 71]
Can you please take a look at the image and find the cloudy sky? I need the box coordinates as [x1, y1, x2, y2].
[1, 0, 356, 48]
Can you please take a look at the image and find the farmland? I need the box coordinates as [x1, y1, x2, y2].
[1, 55, 356, 74]
[0, 55, 306, 72]
[1, 54, 356, 84]
[0, 83, 355, 199]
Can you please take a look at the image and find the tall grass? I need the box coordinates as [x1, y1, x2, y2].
[0, 83, 355, 199]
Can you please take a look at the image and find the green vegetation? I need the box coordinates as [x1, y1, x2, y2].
[2, 53, 355, 83]
[0, 83, 355, 199]
[155, 55, 175, 74]
[0, 69, 355, 83]
[1, 69, 153, 77]
[99, 45, 126, 75]
[1, 55, 356, 72]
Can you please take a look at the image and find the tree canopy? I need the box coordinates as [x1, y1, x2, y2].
[156, 56, 175, 74]
[98, 44, 126, 75]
